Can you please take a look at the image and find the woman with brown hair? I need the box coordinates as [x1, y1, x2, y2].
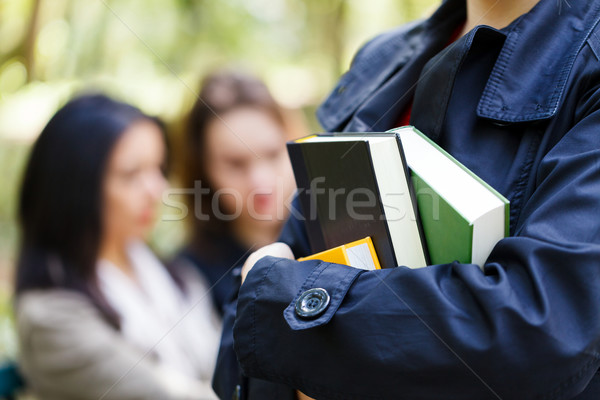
[15, 94, 221, 399]
[172, 70, 298, 316]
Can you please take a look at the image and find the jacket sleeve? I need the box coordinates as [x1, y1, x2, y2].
[211, 196, 314, 400]
[232, 107, 600, 399]
[16, 290, 218, 400]
[212, 258, 306, 400]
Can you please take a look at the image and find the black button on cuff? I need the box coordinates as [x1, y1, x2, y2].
[295, 288, 331, 319]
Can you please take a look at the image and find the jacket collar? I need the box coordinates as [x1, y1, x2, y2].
[477, 0, 600, 123]
[317, 0, 600, 131]
[316, 0, 465, 132]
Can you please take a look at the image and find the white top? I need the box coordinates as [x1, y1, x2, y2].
[97, 241, 222, 383]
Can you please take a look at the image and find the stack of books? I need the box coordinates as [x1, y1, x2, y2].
[287, 126, 509, 269]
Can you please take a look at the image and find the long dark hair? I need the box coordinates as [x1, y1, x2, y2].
[181, 70, 286, 255]
[15, 94, 164, 329]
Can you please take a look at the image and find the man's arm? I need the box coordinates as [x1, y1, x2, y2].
[233, 107, 600, 400]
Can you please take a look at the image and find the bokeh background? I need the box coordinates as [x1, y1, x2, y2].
[0, 0, 439, 365]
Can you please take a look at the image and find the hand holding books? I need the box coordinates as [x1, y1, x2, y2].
[240, 242, 315, 400]
[241, 242, 294, 284]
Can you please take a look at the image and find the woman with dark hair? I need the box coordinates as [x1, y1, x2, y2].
[172, 70, 298, 316]
[15, 94, 220, 399]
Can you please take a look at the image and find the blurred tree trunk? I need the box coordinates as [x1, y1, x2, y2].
[24, 0, 43, 82]
[0, 0, 42, 81]
[307, 0, 348, 81]
[329, 0, 347, 76]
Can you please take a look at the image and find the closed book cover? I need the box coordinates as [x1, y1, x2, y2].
[287, 133, 428, 269]
[388, 126, 510, 267]
[298, 237, 381, 270]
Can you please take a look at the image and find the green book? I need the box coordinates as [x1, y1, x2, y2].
[387, 126, 509, 267]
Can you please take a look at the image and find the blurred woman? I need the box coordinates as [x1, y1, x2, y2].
[173, 71, 298, 315]
[14, 94, 221, 400]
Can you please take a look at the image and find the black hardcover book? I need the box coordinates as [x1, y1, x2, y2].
[287, 133, 428, 269]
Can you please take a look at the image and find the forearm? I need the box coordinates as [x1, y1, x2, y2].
[234, 239, 600, 399]
[233, 99, 600, 399]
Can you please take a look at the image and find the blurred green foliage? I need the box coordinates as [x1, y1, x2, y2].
[0, 0, 440, 264]
[0, 0, 440, 128]
[0, 0, 440, 364]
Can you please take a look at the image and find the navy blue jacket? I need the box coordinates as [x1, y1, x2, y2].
[222, 0, 600, 398]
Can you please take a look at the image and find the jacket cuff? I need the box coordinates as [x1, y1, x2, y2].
[283, 261, 364, 330]
[233, 256, 364, 378]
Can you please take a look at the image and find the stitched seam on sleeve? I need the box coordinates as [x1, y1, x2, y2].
[288, 261, 328, 305]
[538, 356, 600, 400]
[329, 267, 363, 313]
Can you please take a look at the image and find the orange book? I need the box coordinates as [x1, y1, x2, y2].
[298, 237, 381, 270]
